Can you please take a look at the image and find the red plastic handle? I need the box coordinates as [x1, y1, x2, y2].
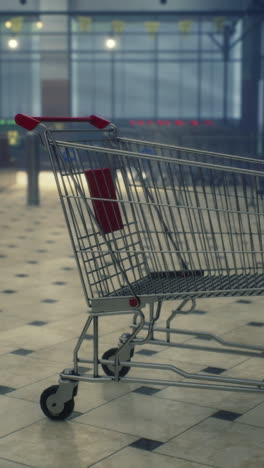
[14, 114, 111, 131]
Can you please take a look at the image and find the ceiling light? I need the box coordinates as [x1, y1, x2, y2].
[8, 38, 19, 49]
[36, 21, 43, 29]
[5, 21, 12, 29]
[105, 38, 117, 49]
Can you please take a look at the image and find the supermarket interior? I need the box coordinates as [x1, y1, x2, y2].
[1, 1, 264, 467]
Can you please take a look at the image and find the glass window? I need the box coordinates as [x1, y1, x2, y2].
[115, 61, 155, 118]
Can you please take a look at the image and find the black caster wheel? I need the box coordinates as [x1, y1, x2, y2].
[101, 347, 132, 377]
[40, 385, 75, 421]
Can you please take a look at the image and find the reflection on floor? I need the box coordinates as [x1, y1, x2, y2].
[0, 172, 264, 468]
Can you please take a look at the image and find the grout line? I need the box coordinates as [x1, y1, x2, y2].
[235, 418, 264, 430]
[6, 372, 59, 394]
[0, 457, 36, 468]
[0, 418, 46, 441]
[155, 413, 215, 445]
[152, 391, 220, 411]
[87, 444, 221, 468]
[72, 418, 220, 468]
[154, 451, 221, 468]
[70, 418, 145, 440]
[87, 444, 132, 468]
[72, 387, 141, 416]
[237, 398, 264, 416]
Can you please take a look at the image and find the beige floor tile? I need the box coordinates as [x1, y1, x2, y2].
[2, 175, 264, 468]
[30, 330, 128, 365]
[224, 356, 264, 380]
[0, 311, 28, 332]
[157, 343, 247, 368]
[0, 344, 17, 355]
[0, 324, 77, 351]
[3, 304, 78, 324]
[166, 312, 247, 335]
[129, 359, 203, 383]
[77, 393, 214, 441]
[157, 418, 264, 468]
[10, 374, 139, 414]
[0, 458, 34, 468]
[237, 401, 264, 428]
[92, 446, 209, 468]
[0, 395, 43, 438]
[43, 314, 89, 339]
[157, 381, 264, 413]
[0, 354, 61, 388]
[30, 338, 83, 365]
[221, 325, 264, 348]
[0, 419, 136, 468]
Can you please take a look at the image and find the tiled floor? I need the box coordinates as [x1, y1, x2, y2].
[1, 172, 264, 467]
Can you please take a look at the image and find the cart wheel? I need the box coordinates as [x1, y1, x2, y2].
[101, 347, 132, 377]
[40, 385, 75, 421]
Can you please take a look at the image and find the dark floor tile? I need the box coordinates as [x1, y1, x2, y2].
[41, 299, 58, 303]
[16, 274, 29, 278]
[2, 290, 16, 294]
[136, 349, 158, 356]
[27, 260, 38, 264]
[133, 386, 161, 396]
[202, 366, 226, 375]
[52, 281, 67, 285]
[247, 321, 264, 327]
[62, 267, 73, 271]
[29, 321, 48, 326]
[36, 249, 48, 253]
[68, 411, 83, 420]
[0, 255, 7, 258]
[7, 244, 17, 248]
[0, 386, 15, 395]
[46, 240, 55, 243]
[11, 348, 33, 356]
[129, 438, 163, 451]
[211, 410, 242, 421]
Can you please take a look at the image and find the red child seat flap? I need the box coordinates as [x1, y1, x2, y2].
[85, 168, 123, 234]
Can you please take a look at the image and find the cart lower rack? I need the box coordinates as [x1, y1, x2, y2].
[16, 113, 264, 420]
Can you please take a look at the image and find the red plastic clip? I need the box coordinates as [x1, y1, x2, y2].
[129, 298, 139, 308]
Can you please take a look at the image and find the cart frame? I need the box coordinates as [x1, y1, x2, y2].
[15, 113, 264, 420]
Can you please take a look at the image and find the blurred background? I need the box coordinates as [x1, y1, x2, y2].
[0, 0, 264, 194]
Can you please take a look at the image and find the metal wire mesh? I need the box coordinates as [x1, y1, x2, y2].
[43, 128, 264, 304]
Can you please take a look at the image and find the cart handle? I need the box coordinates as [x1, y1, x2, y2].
[14, 114, 111, 131]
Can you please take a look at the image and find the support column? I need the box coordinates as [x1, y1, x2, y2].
[39, 0, 70, 116]
[241, 16, 262, 133]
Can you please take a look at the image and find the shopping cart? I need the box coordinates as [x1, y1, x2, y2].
[15, 113, 264, 420]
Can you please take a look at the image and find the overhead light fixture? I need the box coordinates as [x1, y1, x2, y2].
[36, 20, 43, 29]
[105, 38, 117, 49]
[8, 38, 19, 49]
[5, 20, 12, 29]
